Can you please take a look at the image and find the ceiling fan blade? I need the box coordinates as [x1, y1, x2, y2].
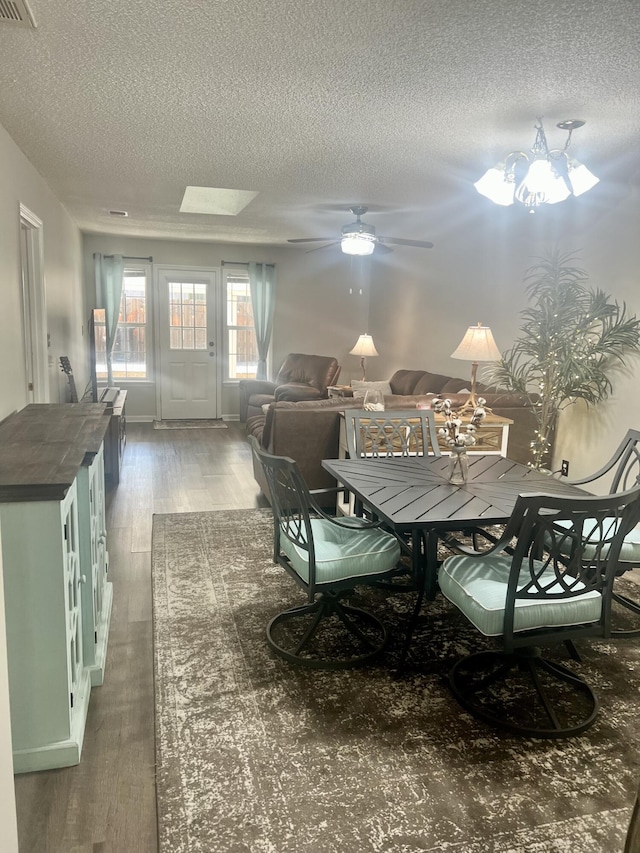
[287, 237, 335, 243]
[378, 236, 434, 249]
[305, 241, 341, 253]
[374, 242, 393, 254]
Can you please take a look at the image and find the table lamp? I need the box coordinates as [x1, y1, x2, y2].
[350, 334, 378, 381]
[450, 322, 502, 413]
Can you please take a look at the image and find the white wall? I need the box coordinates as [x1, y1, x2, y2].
[0, 123, 85, 420]
[552, 181, 640, 479]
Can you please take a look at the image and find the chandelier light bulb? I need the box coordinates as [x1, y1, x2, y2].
[474, 119, 598, 209]
[473, 164, 516, 206]
[568, 161, 600, 196]
[515, 158, 572, 207]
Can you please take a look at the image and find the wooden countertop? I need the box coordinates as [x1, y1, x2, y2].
[0, 404, 111, 502]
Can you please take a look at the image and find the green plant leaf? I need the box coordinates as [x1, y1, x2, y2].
[484, 250, 640, 468]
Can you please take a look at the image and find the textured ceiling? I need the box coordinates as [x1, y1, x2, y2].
[1, 0, 639, 247]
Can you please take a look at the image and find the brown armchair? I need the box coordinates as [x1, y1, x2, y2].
[239, 353, 341, 422]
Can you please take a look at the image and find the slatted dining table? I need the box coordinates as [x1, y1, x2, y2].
[322, 454, 588, 646]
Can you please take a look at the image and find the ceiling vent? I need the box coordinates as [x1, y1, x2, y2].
[0, 0, 36, 28]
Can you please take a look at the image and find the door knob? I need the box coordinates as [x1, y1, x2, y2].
[209, 341, 214, 347]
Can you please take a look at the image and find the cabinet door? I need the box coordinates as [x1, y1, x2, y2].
[89, 446, 107, 627]
[63, 488, 83, 712]
[78, 443, 113, 687]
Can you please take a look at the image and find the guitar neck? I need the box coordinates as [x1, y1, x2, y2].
[59, 357, 79, 403]
[68, 376, 78, 403]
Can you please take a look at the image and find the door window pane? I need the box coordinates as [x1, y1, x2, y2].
[169, 280, 207, 350]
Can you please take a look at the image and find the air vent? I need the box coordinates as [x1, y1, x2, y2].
[0, 0, 37, 28]
[108, 209, 129, 217]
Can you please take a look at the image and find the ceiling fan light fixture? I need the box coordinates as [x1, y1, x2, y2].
[287, 205, 433, 253]
[341, 234, 376, 255]
[475, 119, 598, 211]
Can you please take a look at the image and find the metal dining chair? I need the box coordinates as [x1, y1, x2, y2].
[562, 429, 640, 636]
[249, 437, 401, 669]
[439, 486, 640, 738]
[342, 408, 441, 516]
[341, 409, 442, 588]
[343, 408, 442, 461]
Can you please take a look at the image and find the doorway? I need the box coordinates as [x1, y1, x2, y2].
[19, 205, 48, 403]
[156, 267, 220, 419]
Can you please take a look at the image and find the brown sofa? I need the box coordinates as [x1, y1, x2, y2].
[246, 368, 540, 499]
[239, 352, 341, 422]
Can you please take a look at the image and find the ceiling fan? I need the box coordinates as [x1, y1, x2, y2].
[287, 206, 434, 256]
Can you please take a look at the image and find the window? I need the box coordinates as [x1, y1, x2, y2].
[225, 270, 258, 380]
[95, 266, 149, 380]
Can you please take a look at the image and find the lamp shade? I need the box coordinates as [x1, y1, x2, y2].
[451, 323, 501, 362]
[350, 334, 379, 357]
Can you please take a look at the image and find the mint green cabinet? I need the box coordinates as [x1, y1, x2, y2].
[0, 404, 113, 772]
[0, 480, 92, 772]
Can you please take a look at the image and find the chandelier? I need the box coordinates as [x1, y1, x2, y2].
[474, 119, 599, 211]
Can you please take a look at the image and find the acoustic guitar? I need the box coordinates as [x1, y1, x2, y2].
[59, 356, 79, 403]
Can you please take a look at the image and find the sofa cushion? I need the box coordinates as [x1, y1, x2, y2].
[389, 370, 430, 395]
[441, 378, 471, 393]
[246, 415, 265, 443]
[271, 398, 348, 412]
[275, 353, 340, 392]
[275, 384, 324, 403]
[250, 393, 276, 410]
[482, 391, 531, 407]
[383, 394, 436, 409]
[412, 372, 452, 395]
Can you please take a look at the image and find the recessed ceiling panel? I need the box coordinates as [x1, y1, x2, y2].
[180, 186, 259, 216]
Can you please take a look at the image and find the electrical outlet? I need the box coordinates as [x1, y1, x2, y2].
[561, 459, 569, 477]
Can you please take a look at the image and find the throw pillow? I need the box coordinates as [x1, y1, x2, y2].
[351, 379, 392, 399]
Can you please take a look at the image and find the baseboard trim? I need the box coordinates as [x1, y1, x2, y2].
[128, 414, 240, 423]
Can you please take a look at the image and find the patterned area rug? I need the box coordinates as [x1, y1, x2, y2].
[152, 509, 640, 853]
[153, 419, 228, 429]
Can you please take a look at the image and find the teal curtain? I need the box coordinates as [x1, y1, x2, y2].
[94, 253, 124, 385]
[248, 262, 276, 380]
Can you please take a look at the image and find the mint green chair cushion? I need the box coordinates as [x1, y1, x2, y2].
[281, 518, 401, 585]
[439, 554, 602, 637]
[551, 519, 640, 563]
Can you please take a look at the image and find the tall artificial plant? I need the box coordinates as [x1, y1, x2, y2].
[486, 249, 640, 470]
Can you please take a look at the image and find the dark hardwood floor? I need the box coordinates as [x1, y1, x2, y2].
[13, 421, 266, 853]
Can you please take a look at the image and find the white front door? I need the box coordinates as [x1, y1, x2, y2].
[157, 268, 219, 419]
